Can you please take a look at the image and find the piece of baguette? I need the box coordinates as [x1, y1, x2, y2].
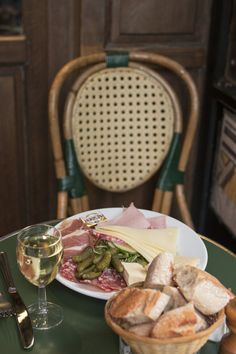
[151, 302, 197, 339]
[144, 252, 174, 289]
[195, 309, 208, 332]
[109, 287, 170, 326]
[128, 322, 154, 337]
[173, 265, 234, 315]
[162, 285, 187, 311]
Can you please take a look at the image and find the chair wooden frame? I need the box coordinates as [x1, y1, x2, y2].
[49, 52, 199, 228]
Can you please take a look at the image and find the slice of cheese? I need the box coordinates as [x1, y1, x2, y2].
[122, 262, 147, 286]
[96, 226, 178, 262]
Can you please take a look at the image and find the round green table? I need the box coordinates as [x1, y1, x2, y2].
[0, 230, 235, 354]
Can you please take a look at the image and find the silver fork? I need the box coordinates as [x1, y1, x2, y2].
[0, 291, 13, 318]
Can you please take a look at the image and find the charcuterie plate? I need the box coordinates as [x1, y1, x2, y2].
[55, 208, 208, 300]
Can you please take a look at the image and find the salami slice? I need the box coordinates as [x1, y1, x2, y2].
[80, 268, 126, 292]
[60, 259, 77, 282]
[98, 268, 127, 290]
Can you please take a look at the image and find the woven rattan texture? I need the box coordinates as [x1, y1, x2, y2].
[72, 67, 175, 192]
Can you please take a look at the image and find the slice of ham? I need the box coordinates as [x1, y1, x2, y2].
[97, 203, 167, 230]
[98, 203, 151, 229]
[62, 230, 91, 248]
[58, 218, 89, 236]
[148, 215, 166, 229]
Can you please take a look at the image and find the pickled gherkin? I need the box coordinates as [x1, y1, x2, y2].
[76, 254, 94, 273]
[93, 254, 103, 264]
[75, 264, 96, 279]
[111, 254, 124, 273]
[96, 251, 112, 271]
[81, 271, 102, 280]
[72, 246, 93, 263]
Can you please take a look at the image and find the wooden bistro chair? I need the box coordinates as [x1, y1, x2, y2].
[49, 51, 199, 228]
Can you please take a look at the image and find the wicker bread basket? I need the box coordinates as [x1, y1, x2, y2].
[105, 293, 225, 354]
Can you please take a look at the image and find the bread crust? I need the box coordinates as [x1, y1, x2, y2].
[151, 302, 197, 338]
[162, 285, 186, 311]
[144, 252, 174, 289]
[109, 287, 169, 325]
[174, 265, 234, 315]
[107, 253, 232, 340]
[128, 322, 154, 337]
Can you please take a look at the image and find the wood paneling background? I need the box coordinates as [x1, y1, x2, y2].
[0, 0, 216, 236]
[0, 67, 27, 230]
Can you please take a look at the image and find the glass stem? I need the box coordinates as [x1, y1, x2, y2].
[38, 286, 47, 314]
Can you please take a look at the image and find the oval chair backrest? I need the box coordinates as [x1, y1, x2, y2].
[64, 62, 182, 192]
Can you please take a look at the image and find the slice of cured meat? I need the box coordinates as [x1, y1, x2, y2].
[62, 230, 91, 248]
[98, 203, 151, 229]
[58, 218, 89, 236]
[97, 203, 167, 230]
[60, 259, 77, 282]
[98, 268, 127, 290]
[80, 268, 127, 292]
[148, 215, 166, 229]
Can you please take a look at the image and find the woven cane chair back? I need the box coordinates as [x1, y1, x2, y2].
[49, 52, 199, 228]
[68, 64, 179, 192]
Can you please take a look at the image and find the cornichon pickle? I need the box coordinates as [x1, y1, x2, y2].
[75, 271, 82, 280]
[76, 254, 94, 273]
[96, 251, 112, 271]
[81, 271, 102, 280]
[111, 254, 124, 273]
[83, 264, 96, 273]
[72, 246, 93, 263]
[75, 264, 96, 279]
[93, 254, 103, 264]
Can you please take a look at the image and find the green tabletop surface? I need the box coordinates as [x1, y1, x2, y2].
[0, 231, 235, 354]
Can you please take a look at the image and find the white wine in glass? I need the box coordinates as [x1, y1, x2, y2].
[16, 224, 63, 330]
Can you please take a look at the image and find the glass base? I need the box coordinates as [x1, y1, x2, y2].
[28, 302, 63, 330]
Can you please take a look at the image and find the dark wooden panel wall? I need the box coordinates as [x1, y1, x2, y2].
[0, 66, 27, 230]
[0, 0, 81, 236]
[0, 0, 214, 236]
[0, 36, 28, 235]
[81, 0, 210, 65]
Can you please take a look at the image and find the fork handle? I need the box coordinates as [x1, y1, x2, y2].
[0, 252, 16, 290]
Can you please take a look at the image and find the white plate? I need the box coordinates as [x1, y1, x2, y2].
[56, 208, 208, 300]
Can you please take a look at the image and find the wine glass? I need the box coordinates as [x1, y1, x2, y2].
[16, 224, 63, 330]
